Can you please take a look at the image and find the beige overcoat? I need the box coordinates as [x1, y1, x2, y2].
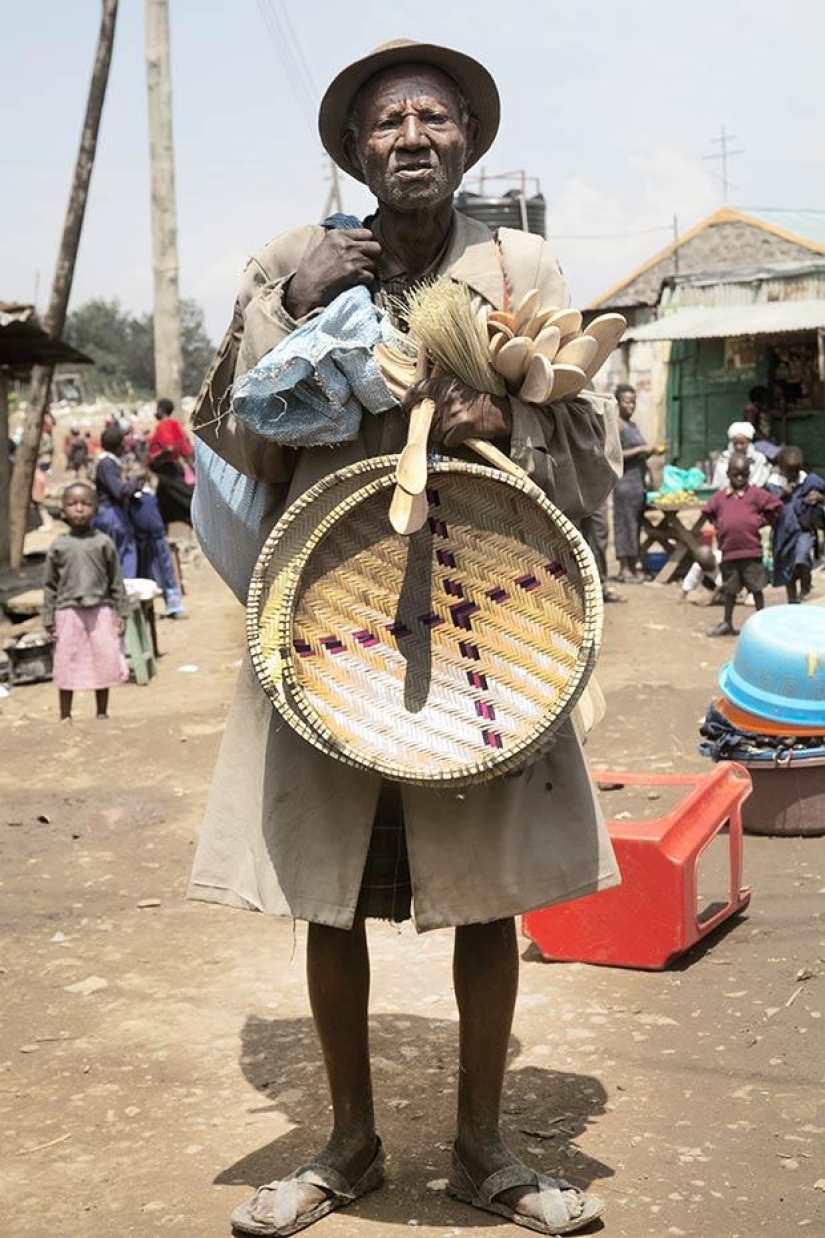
[188, 211, 622, 932]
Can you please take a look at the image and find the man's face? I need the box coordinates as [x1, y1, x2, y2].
[346, 65, 476, 210]
[730, 436, 749, 455]
[728, 461, 750, 491]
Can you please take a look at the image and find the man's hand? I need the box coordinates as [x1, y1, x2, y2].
[403, 377, 512, 450]
[284, 229, 382, 320]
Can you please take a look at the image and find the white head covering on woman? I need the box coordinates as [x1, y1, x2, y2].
[712, 420, 770, 488]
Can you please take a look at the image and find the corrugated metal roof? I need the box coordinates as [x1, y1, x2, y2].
[625, 299, 825, 342]
[740, 208, 825, 248]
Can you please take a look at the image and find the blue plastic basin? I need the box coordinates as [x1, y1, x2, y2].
[718, 605, 825, 728]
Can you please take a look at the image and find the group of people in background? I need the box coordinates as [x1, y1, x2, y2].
[42, 398, 196, 722]
[582, 382, 824, 629]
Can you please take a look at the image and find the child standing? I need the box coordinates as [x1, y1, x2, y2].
[43, 483, 130, 721]
[702, 453, 781, 637]
[769, 446, 825, 603]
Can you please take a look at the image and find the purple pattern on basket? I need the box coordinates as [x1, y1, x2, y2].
[353, 629, 378, 648]
[475, 700, 496, 721]
[386, 621, 411, 638]
[419, 612, 444, 629]
[482, 728, 503, 749]
[459, 640, 480, 661]
[516, 573, 540, 591]
[467, 670, 488, 690]
[428, 517, 448, 538]
[545, 560, 567, 579]
[486, 586, 510, 604]
[426, 486, 441, 507]
[450, 600, 480, 631]
[320, 635, 346, 654]
[293, 639, 314, 658]
[444, 578, 464, 598]
[436, 549, 456, 568]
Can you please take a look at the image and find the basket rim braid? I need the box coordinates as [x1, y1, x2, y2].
[265, 458, 602, 785]
[247, 454, 398, 749]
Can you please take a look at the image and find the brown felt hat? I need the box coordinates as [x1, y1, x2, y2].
[318, 38, 500, 183]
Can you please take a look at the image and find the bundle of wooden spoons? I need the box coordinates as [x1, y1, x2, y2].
[486, 291, 626, 405]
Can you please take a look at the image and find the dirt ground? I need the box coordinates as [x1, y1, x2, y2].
[1, 546, 823, 1238]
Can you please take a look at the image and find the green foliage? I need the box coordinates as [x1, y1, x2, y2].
[63, 298, 214, 399]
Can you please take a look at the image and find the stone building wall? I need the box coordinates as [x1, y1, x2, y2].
[611, 221, 819, 307]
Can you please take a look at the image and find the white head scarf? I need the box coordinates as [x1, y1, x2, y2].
[727, 421, 755, 443]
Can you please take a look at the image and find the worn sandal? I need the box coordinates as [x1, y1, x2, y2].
[231, 1137, 385, 1236]
[447, 1145, 605, 1235]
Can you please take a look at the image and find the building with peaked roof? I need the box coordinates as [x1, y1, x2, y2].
[589, 207, 825, 314]
[585, 211, 825, 470]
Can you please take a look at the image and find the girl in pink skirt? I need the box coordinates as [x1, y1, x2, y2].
[43, 483, 130, 722]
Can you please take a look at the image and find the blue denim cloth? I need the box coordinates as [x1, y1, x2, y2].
[230, 213, 400, 448]
[231, 285, 398, 447]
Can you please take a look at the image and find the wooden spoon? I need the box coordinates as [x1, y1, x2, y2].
[389, 484, 429, 535]
[488, 310, 516, 332]
[492, 335, 533, 386]
[548, 363, 587, 400]
[489, 332, 509, 363]
[555, 334, 598, 371]
[396, 397, 436, 495]
[487, 319, 514, 342]
[531, 325, 562, 362]
[546, 309, 583, 339]
[525, 307, 561, 338]
[519, 353, 555, 405]
[582, 313, 627, 380]
[513, 288, 541, 335]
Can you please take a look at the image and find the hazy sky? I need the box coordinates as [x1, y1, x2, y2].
[4, 0, 824, 341]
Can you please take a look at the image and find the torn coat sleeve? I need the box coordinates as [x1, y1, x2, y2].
[509, 390, 622, 521]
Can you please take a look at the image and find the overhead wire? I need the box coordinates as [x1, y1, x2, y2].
[254, 0, 317, 134]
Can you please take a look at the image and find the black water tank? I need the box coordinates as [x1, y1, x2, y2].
[455, 189, 546, 237]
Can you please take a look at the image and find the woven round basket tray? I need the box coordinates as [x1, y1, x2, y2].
[248, 455, 398, 747]
[249, 451, 602, 786]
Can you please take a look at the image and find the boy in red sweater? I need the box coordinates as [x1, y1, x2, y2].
[702, 453, 782, 636]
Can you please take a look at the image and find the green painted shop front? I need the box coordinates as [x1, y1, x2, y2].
[667, 334, 824, 471]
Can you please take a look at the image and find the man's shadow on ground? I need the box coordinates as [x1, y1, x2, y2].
[217, 1013, 613, 1229]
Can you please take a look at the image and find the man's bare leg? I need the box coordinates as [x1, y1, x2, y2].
[453, 918, 584, 1226]
[252, 920, 378, 1223]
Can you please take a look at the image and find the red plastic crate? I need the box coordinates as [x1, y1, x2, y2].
[523, 764, 752, 970]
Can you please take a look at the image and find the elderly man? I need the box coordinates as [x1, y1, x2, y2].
[190, 39, 620, 1237]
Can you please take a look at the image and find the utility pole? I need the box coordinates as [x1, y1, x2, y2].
[703, 125, 743, 203]
[321, 157, 343, 219]
[8, 0, 119, 569]
[145, 0, 182, 416]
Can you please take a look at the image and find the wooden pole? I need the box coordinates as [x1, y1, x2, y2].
[8, 0, 119, 569]
[145, 0, 183, 417]
[0, 374, 10, 572]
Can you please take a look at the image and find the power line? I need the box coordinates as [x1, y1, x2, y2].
[254, 0, 316, 132]
[551, 225, 674, 241]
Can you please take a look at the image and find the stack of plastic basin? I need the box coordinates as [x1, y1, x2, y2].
[706, 606, 825, 835]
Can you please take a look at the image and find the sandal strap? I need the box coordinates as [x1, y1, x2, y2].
[477, 1163, 540, 1203]
[477, 1163, 582, 1228]
[251, 1161, 354, 1229]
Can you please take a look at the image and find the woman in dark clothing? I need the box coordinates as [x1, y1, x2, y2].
[612, 384, 654, 582]
[92, 426, 143, 576]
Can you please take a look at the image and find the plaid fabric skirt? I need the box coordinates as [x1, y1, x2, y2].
[355, 781, 412, 922]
